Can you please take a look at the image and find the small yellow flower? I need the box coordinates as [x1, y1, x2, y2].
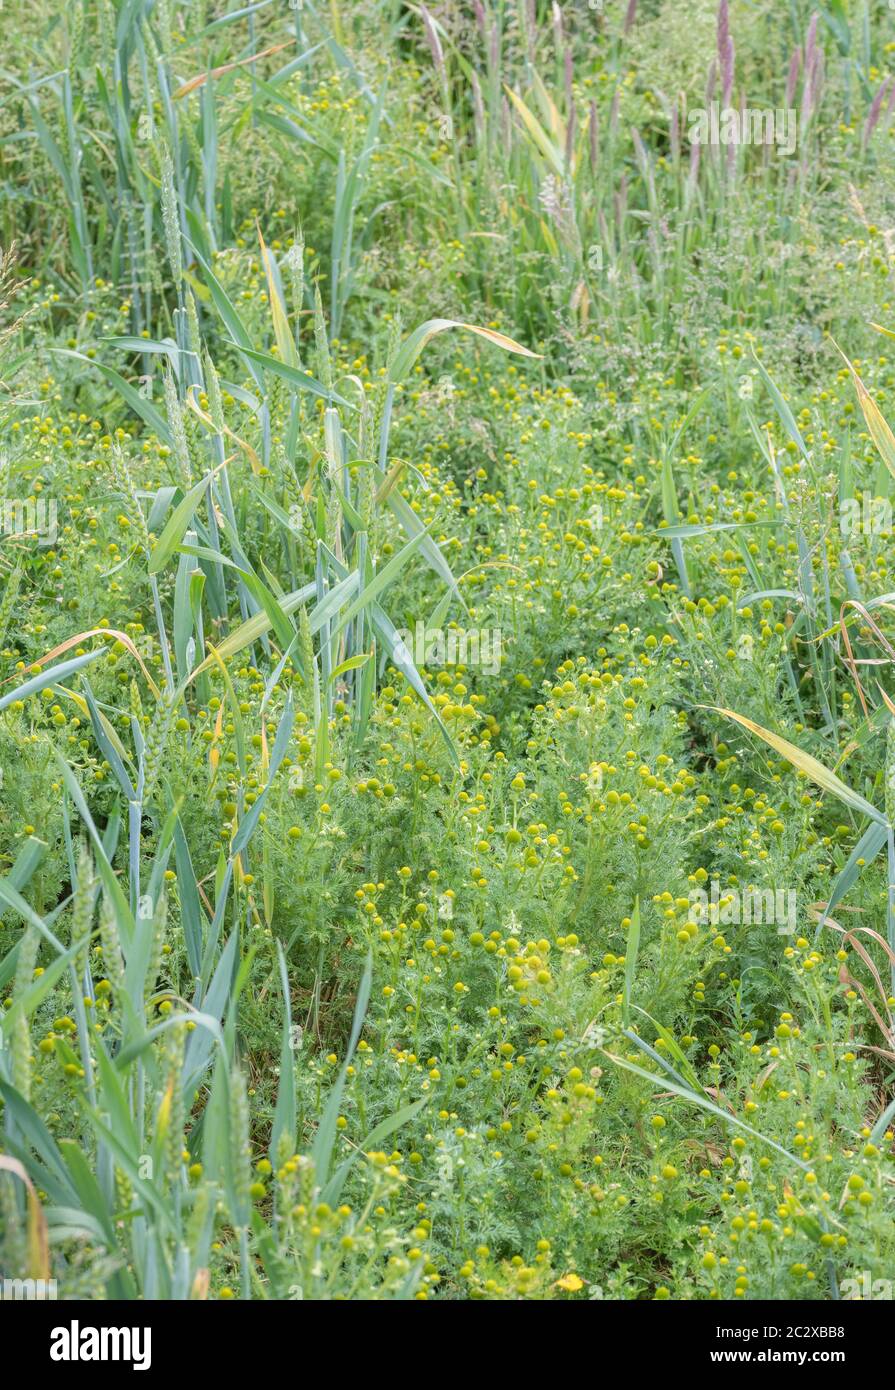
[555, 1273, 584, 1292]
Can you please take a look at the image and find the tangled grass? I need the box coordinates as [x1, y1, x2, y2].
[2, 0, 895, 1303]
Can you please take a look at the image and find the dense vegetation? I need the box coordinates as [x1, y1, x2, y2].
[2, 0, 895, 1302]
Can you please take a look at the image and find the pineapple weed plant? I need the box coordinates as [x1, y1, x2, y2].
[3, 0, 895, 1303]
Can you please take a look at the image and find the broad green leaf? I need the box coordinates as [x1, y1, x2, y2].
[52, 350, 174, 447]
[835, 341, 895, 483]
[0, 650, 103, 715]
[388, 317, 540, 384]
[601, 1043, 807, 1168]
[752, 349, 809, 459]
[236, 344, 352, 407]
[149, 465, 224, 575]
[707, 706, 884, 825]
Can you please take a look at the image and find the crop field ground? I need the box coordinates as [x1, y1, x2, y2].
[2, 0, 895, 1322]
